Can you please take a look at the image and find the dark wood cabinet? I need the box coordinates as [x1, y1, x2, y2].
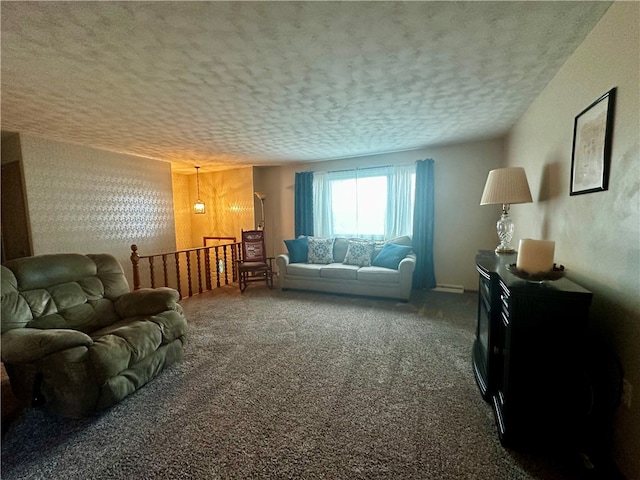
[473, 251, 593, 447]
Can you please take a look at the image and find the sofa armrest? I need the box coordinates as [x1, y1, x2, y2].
[115, 287, 181, 318]
[1, 328, 93, 364]
[398, 253, 416, 270]
[276, 254, 290, 271]
[398, 254, 417, 278]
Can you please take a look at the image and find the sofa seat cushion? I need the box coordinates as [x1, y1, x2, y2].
[90, 320, 163, 383]
[319, 263, 359, 280]
[357, 266, 400, 284]
[286, 263, 323, 278]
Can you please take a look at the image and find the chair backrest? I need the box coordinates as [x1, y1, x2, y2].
[241, 230, 267, 262]
[1, 253, 129, 334]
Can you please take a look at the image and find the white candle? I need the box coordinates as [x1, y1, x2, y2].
[517, 239, 555, 274]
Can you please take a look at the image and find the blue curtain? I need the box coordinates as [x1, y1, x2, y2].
[294, 172, 314, 238]
[412, 159, 436, 289]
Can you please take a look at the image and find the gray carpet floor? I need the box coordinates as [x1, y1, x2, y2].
[1, 286, 591, 479]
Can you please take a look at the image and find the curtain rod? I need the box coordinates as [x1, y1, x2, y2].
[308, 161, 416, 175]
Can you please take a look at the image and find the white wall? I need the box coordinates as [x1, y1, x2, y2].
[506, 3, 639, 478]
[266, 137, 504, 291]
[19, 134, 177, 287]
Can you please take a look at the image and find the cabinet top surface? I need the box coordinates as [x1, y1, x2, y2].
[476, 250, 592, 296]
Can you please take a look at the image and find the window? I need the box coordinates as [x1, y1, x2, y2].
[313, 164, 415, 240]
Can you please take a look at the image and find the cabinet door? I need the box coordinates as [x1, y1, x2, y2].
[497, 286, 591, 446]
[474, 269, 500, 400]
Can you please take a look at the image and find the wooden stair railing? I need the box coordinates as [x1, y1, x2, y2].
[130, 241, 241, 298]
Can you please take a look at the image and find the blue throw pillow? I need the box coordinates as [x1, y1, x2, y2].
[284, 237, 308, 263]
[371, 243, 412, 270]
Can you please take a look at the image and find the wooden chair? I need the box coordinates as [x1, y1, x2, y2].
[237, 230, 274, 292]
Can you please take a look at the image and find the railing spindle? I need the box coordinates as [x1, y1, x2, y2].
[148, 257, 155, 288]
[174, 252, 182, 299]
[204, 247, 212, 291]
[162, 254, 169, 287]
[130, 244, 141, 290]
[215, 248, 221, 288]
[186, 251, 193, 297]
[223, 245, 230, 285]
[231, 244, 238, 282]
[196, 249, 203, 294]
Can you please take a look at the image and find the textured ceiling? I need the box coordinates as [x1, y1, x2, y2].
[1, 1, 611, 173]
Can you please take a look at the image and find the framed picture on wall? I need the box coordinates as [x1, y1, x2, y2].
[570, 87, 616, 196]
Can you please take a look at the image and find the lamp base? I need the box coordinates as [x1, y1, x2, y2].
[495, 246, 516, 254]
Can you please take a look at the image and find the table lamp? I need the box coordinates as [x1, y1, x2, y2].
[480, 167, 533, 253]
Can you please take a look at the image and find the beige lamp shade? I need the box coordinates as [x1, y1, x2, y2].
[480, 167, 533, 205]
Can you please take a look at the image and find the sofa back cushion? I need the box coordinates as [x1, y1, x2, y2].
[372, 235, 413, 261]
[372, 243, 413, 270]
[335, 236, 413, 264]
[283, 237, 309, 263]
[1, 254, 129, 334]
[333, 238, 350, 263]
[343, 240, 375, 267]
[307, 237, 335, 264]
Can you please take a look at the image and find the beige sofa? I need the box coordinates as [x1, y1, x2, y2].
[276, 236, 416, 301]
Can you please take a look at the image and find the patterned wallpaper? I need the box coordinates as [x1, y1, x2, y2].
[173, 166, 256, 249]
[171, 171, 192, 251]
[19, 134, 176, 286]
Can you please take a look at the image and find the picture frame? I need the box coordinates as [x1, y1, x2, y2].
[570, 87, 616, 196]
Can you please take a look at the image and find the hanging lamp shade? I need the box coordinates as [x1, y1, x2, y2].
[193, 166, 206, 214]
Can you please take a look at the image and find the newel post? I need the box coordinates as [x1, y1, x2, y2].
[130, 244, 140, 290]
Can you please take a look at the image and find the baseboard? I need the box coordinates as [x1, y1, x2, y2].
[433, 284, 465, 294]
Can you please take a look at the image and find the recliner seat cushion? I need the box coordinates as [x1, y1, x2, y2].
[91, 320, 163, 380]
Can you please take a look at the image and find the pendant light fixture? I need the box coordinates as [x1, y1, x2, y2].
[193, 166, 206, 214]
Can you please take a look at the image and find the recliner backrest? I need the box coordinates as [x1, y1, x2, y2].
[1, 254, 130, 334]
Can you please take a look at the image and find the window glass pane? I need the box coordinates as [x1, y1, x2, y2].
[331, 178, 357, 236]
[313, 165, 415, 240]
[356, 176, 386, 237]
[330, 176, 386, 238]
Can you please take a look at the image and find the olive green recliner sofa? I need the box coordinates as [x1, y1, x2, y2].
[1, 253, 187, 418]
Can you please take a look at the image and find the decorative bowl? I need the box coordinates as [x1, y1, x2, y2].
[507, 263, 566, 282]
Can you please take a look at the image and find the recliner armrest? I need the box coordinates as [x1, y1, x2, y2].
[115, 287, 181, 318]
[1, 328, 93, 364]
